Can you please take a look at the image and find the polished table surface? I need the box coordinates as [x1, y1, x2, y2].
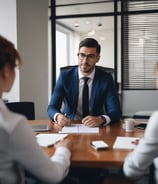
[29, 119, 144, 168]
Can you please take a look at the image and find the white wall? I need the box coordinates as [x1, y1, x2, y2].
[122, 90, 158, 117]
[0, 0, 20, 102]
[17, 0, 49, 119]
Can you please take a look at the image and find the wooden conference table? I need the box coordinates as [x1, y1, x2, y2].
[29, 119, 144, 169]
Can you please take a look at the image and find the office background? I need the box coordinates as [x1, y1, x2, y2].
[1, 0, 49, 119]
[1, 0, 158, 119]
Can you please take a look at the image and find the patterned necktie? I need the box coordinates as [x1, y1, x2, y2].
[82, 77, 89, 118]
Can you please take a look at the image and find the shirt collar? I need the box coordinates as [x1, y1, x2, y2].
[0, 99, 7, 109]
[78, 66, 95, 80]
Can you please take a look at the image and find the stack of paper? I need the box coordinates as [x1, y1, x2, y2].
[36, 133, 68, 147]
[113, 136, 140, 149]
[59, 124, 99, 134]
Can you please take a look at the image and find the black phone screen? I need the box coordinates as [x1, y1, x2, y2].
[135, 123, 147, 130]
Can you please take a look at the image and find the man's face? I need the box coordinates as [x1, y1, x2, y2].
[78, 47, 100, 76]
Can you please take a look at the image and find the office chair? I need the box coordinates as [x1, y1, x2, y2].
[149, 163, 155, 184]
[133, 110, 153, 119]
[60, 65, 121, 95]
[60, 65, 114, 76]
[6, 102, 35, 120]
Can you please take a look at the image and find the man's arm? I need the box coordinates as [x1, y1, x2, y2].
[47, 73, 65, 120]
[103, 74, 122, 123]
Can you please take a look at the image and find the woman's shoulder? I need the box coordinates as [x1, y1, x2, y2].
[0, 106, 27, 133]
[145, 111, 158, 137]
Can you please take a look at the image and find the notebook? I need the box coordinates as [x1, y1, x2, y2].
[31, 124, 48, 132]
[36, 133, 68, 147]
[113, 136, 140, 149]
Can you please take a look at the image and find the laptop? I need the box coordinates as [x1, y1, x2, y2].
[31, 124, 48, 132]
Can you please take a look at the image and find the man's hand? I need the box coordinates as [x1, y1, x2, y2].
[81, 115, 103, 127]
[56, 114, 71, 127]
[47, 120, 62, 132]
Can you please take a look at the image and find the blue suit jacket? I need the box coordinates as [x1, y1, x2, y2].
[48, 66, 122, 123]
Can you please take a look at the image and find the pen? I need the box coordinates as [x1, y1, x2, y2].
[131, 139, 139, 145]
[64, 113, 71, 120]
[64, 113, 72, 126]
[64, 113, 68, 118]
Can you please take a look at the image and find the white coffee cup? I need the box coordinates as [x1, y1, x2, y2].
[125, 118, 135, 132]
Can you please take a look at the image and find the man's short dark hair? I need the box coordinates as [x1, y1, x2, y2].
[79, 38, 101, 54]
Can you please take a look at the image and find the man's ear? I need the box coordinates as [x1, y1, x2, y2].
[96, 55, 100, 63]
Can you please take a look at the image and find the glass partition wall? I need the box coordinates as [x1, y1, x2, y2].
[50, 0, 158, 117]
[50, 0, 121, 89]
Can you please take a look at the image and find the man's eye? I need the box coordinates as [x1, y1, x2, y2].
[88, 55, 95, 59]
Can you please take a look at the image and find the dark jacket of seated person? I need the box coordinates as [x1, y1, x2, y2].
[48, 38, 122, 128]
[48, 66, 121, 123]
[48, 38, 122, 127]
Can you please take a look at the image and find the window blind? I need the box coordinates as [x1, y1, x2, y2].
[122, 0, 158, 90]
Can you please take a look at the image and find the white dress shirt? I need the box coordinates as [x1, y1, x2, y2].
[0, 99, 71, 184]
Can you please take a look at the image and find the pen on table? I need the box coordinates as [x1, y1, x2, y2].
[64, 113, 71, 120]
[64, 113, 72, 126]
[64, 113, 68, 118]
[131, 139, 139, 145]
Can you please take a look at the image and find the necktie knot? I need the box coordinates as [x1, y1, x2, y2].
[82, 77, 89, 85]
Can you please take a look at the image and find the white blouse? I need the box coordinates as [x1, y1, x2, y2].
[0, 99, 71, 184]
[123, 111, 158, 183]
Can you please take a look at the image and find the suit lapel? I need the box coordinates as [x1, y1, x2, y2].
[90, 72, 99, 114]
[72, 68, 79, 110]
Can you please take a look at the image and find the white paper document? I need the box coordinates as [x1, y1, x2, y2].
[59, 124, 99, 134]
[113, 136, 140, 149]
[36, 133, 68, 147]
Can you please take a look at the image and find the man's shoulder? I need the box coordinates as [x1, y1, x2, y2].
[60, 65, 78, 72]
[60, 65, 78, 77]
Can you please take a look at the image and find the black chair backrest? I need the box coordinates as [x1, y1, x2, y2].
[149, 163, 155, 184]
[60, 65, 114, 76]
[6, 102, 35, 120]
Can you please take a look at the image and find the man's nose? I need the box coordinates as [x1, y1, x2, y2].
[82, 56, 89, 61]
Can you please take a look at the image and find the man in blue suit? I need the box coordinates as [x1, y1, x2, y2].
[48, 38, 122, 127]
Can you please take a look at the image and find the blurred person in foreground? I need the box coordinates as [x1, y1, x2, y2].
[0, 35, 72, 184]
[123, 62, 158, 183]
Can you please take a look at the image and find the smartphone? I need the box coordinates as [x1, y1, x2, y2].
[135, 123, 147, 130]
[90, 140, 109, 150]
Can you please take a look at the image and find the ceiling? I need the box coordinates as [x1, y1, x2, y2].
[56, 0, 114, 4]
[57, 16, 114, 36]
[55, 0, 116, 36]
